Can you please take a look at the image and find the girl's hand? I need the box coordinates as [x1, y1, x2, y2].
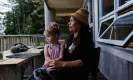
[48, 60, 65, 69]
[43, 60, 53, 67]
[43, 63, 48, 67]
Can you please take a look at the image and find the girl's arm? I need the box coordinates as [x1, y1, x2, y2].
[44, 44, 52, 63]
[55, 44, 64, 61]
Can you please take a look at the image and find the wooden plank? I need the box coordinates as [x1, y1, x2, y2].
[0, 58, 24, 65]
[0, 65, 22, 80]
[99, 44, 129, 80]
[129, 62, 133, 80]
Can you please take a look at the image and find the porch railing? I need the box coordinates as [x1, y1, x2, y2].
[0, 35, 45, 52]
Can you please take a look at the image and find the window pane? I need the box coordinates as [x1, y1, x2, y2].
[111, 25, 133, 40]
[119, 0, 130, 6]
[90, 1, 93, 23]
[101, 27, 112, 39]
[101, 13, 133, 41]
[102, 0, 114, 16]
[111, 14, 133, 40]
[100, 18, 114, 36]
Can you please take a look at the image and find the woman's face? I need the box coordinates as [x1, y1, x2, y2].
[68, 17, 81, 33]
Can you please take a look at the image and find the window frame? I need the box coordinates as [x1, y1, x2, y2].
[98, 15, 114, 37]
[98, 10, 133, 46]
[99, 0, 115, 18]
[97, 0, 133, 46]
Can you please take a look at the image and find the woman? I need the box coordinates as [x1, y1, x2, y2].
[37, 8, 95, 80]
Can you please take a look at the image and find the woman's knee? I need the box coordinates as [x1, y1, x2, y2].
[48, 69, 62, 77]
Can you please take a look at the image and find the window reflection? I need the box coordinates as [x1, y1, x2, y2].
[102, 0, 114, 16]
[100, 19, 114, 36]
[101, 27, 112, 39]
[119, 0, 130, 6]
[101, 13, 133, 40]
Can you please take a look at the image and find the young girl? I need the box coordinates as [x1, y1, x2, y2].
[33, 22, 64, 80]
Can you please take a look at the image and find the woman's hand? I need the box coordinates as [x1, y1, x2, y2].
[47, 60, 83, 69]
[48, 60, 65, 69]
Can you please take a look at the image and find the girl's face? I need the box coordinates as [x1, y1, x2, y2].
[45, 34, 57, 44]
[68, 17, 81, 33]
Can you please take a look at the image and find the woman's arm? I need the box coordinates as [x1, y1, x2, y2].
[62, 60, 83, 67]
[49, 59, 84, 69]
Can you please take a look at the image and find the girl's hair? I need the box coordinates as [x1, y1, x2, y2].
[43, 22, 60, 37]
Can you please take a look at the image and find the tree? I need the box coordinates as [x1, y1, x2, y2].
[56, 16, 69, 35]
[3, 0, 68, 35]
[4, 0, 44, 34]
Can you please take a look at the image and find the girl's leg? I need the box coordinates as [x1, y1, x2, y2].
[33, 68, 43, 80]
[33, 67, 52, 80]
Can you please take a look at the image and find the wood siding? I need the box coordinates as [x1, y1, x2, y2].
[98, 43, 133, 80]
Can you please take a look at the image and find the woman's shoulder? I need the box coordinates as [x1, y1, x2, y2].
[67, 33, 73, 38]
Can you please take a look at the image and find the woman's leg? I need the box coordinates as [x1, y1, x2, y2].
[47, 67, 88, 80]
[47, 68, 63, 80]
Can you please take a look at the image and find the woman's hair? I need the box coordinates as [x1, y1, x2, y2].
[43, 22, 60, 37]
[79, 21, 95, 48]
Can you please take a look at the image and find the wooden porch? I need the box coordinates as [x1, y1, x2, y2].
[0, 35, 107, 80]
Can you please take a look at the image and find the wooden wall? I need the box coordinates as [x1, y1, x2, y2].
[98, 43, 133, 80]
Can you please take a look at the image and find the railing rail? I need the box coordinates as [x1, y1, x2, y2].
[0, 35, 45, 52]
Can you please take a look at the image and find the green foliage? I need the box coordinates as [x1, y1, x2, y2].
[4, 0, 44, 34]
[3, 0, 69, 35]
[28, 41, 44, 46]
[56, 16, 69, 34]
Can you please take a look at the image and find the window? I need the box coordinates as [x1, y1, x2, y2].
[101, 0, 114, 16]
[99, 18, 114, 36]
[119, 0, 130, 6]
[119, 5, 133, 16]
[97, 0, 133, 47]
[90, 0, 93, 23]
[111, 17, 133, 40]
[99, 12, 133, 46]
[88, 0, 93, 25]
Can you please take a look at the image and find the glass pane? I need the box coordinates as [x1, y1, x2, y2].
[111, 13, 133, 40]
[100, 18, 114, 36]
[102, 0, 114, 16]
[101, 27, 112, 39]
[90, 1, 93, 23]
[101, 13, 133, 41]
[119, 0, 130, 6]
[111, 25, 133, 40]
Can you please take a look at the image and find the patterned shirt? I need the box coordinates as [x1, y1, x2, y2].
[47, 43, 61, 60]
